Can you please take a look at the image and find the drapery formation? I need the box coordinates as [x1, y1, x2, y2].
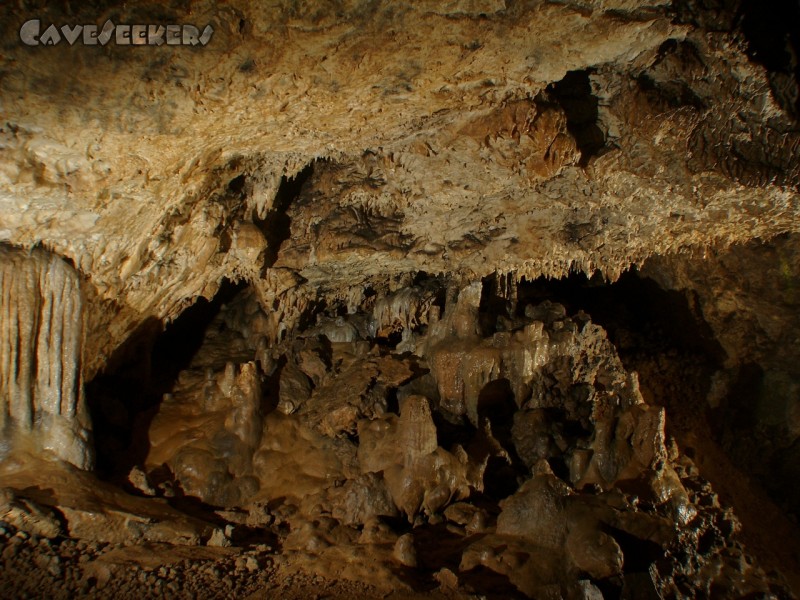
[0, 245, 92, 469]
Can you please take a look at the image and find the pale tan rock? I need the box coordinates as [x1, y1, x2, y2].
[297, 352, 414, 437]
[327, 473, 399, 526]
[496, 472, 573, 548]
[397, 396, 439, 465]
[0, 456, 214, 545]
[393, 533, 417, 568]
[565, 526, 624, 579]
[0, 246, 92, 469]
[277, 363, 312, 415]
[434, 567, 460, 590]
[206, 528, 231, 548]
[444, 502, 483, 527]
[127, 466, 156, 496]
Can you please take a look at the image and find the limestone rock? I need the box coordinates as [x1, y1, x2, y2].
[0, 489, 63, 539]
[393, 533, 417, 568]
[0, 246, 92, 469]
[0, 0, 798, 596]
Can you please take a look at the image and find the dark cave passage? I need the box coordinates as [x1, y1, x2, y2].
[545, 70, 607, 166]
[506, 268, 800, 585]
[513, 269, 729, 449]
[86, 279, 245, 480]
[511, 270, 727, 476]
[480, 266, 800, 508]
[515, 269, 726, 367]
[738, 0, 800, 119]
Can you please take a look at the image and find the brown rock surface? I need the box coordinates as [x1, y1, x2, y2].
[1, 0, 800, 597]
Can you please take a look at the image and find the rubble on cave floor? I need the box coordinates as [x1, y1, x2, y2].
[0, 277, 793, 599]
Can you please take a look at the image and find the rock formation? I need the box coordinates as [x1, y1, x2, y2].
[0, 0, 799, 597]
[0, 246, 92, 469]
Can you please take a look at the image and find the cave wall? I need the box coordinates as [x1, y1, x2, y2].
[1, 2, 800, 595]
[642, 233, 800, 514]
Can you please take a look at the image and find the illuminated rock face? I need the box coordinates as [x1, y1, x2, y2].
[0, 0, 799, 597]
[0, 246, 92, 469]
[0, 0, 797, 376]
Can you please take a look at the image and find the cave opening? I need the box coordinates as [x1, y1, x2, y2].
[86, 278, 245, 480]
[544, 70, 607, 166]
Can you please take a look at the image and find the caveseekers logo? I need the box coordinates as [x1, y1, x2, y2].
[19, 19, 214, 46]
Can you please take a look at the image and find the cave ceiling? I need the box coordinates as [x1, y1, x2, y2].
[1, 0, 799, 372]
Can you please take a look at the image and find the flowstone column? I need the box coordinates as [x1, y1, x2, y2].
[0, 245, 93, 469]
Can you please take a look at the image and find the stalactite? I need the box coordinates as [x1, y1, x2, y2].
[0, 245, 92, 469]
